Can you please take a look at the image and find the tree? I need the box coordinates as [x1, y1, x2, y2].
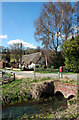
[25, 46, 40, 55]
[51, 51, 65, 69]
[58, 2, 77, 40]
[34, 2, 76, 51]
[61, 36, 79, 73]
[34, 2, 77, 66]
[6, 48, 10, 62]
[10, 43, 23, 64]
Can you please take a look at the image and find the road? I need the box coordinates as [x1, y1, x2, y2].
[1, 70, 79, 80]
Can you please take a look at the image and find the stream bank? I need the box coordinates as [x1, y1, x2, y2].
[1, 77, 78, 119]
[2, 96, 67, 120]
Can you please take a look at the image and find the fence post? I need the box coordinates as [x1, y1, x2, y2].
[13, 73, 15, 80]
[11, 72, 15, 81]
[33, 72, 36, 80]
[58, 72, 60, 78]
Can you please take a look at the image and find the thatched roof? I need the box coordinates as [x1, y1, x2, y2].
[22, 52, 41, 65]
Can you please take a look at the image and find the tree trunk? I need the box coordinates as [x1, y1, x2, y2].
[45, 55, 48, 67]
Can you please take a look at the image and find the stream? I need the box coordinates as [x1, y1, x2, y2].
[2, 102, 41, 120]
[2, 96, 67, 120]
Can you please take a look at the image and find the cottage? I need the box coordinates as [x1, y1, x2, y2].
[22, 52, 45, 69]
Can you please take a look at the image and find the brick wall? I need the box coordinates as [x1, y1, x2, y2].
[54, 81, 78, 98]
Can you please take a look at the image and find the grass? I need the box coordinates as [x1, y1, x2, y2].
[2, 72, 11, 78]
[2, 77, 52, 106]
[35, 70, 78, 74]
[0, 68, 20, 72]
[1, 76, 77, 106]
[2, 77, 78, 120]
[17, 96, 79, 120]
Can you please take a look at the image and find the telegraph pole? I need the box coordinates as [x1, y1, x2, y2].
[20, 43, 22, 70]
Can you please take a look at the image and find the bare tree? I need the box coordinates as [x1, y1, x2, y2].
[34, 2, 77, 66]
[58, 2, 77, 40]
[34, 3, 63, 53]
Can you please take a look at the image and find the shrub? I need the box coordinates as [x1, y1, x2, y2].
[42, 65, 46, 69]
[61, 36, 79, 73]
[35, 64, 39, 68]
[51, 66, 54, 69]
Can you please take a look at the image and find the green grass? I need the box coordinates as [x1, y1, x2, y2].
[35, 71, 78, 74]
[2, 72, 11, 78]
[2, 77, 78, 120]
[2, 77, 52, 106]
[1, 76, 77, 106]
[0, 68, 20, 72]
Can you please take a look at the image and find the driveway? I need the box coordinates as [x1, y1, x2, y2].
[1, 69, 78, 80]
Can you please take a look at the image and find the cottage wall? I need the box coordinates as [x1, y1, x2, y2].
[28, 63, 35, 69]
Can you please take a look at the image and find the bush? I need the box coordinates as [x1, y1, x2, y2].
[51, 66, 54, 69]
[42, 65, 46, 69]
[46, 67, 54, 72]
[35, 68, 44, 72]
[61, 36, 79, 73]
[35, 67, 59, 73]
[35, 64, 39, 68]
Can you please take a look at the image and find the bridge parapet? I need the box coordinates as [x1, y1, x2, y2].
[54, 81, 78, 98]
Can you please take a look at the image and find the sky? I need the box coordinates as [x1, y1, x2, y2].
[0, 1, 78, 49]
[1, 2, 44, 49]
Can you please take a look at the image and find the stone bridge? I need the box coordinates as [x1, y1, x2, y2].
[30, 80, 78, 99]
[54, 81, 78, 98]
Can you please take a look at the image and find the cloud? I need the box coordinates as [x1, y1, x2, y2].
[0, 34, 8, 39]
[8, 39, 21, 44]
[8, 39, 37, 49]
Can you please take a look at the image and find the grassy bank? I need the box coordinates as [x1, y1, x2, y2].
[2, 77, 52, 106]
[1, 77, 78, 119]
[16, 95, 78, 120]
[1, 77, 77, 106]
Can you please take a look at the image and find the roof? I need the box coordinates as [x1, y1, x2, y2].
[22, 52, 41, 65]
